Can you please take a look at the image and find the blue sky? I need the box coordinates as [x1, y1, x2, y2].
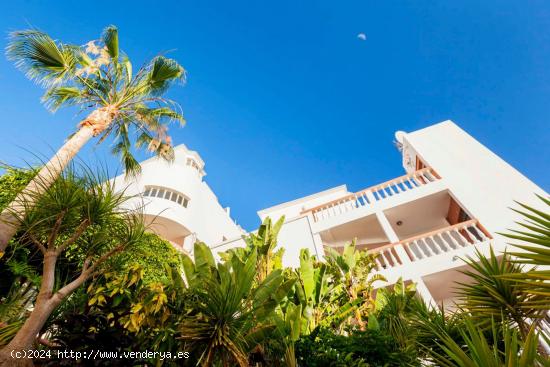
[0, 1, 549, 231]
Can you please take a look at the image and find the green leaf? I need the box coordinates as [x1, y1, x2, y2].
[193, 242, 216, 275]
[299, 249, 314, 300]
[102, 25, 119, 61]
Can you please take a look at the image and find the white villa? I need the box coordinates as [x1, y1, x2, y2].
[112, 120, 548, 308]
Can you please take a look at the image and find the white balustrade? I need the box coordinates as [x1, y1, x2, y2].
[402, 220, 490, 262]
[367, 220, 491, 272]
[309, 168, 440, 222]
[372, 245, 403, 271]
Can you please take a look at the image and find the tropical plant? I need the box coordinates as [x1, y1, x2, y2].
[425, 317, 548, 367]
[0, 25, 186, 253]
[179, 242, 294, 366]
[501, 195, 550, 298]
[0, 165, 34, 264]
[43, 288, 136, 366]
[108, 232, 182, 284]
[244, 216, 285, 282]
[220, 216, 286, 284]
[0, 165, 146, 367]
[46, 264, 189, 366]
[325, 240, 385, 328]
[292, 249, 334, 333]
[272, 303, 303, 367]
[408, 303, 466, 362]
[456, 248, 546, 339]
[295, 327, 419, 367]
[374, 277, 420, 348]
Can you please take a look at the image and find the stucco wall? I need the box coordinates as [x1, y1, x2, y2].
[402, 120, 548, 238]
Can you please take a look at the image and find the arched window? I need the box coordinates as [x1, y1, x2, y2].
[143, 186, 189, 208]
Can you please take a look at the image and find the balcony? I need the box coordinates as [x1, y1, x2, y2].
[304, 168, 442, 224]
[369, 219, 492, 280]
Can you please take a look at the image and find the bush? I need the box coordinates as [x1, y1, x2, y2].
[295, 328, 419, 367]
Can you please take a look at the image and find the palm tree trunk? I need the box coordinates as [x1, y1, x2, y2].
[0, 106, 116, 255]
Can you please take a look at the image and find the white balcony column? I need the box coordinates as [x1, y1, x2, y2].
[307, 213, 326, 260]
[375, 212, 411, 264]
[413, 277, 437, 309]
[313, 233, 326, 260]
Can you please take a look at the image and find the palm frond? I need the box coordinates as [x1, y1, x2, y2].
[42, 86, 89, 111]
[501, 196, 550, 298]
[456, 247, 546, 337]
[6, 30, 76, 86]
[133, 56, 185, 97]
[102, 25, 119, 62]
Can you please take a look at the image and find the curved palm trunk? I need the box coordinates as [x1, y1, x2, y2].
[0, 107, 115, 256]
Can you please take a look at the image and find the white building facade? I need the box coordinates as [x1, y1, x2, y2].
[111, 145, 245, 251]
[115, 120, 548, 307]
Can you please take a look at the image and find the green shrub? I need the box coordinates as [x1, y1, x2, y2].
[295, 327, 419, 367]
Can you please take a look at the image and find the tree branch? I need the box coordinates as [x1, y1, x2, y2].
[28, 233, 47, 254]
[37, 251, 58, 302]
[55, 219, 90, 255]
[53, 244, 125, 302]
[47, 210, 67, 249]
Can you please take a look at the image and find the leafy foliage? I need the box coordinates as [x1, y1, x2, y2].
[295, 327, 419, 367]
[46, 264, 190, 366]
[0, 163, 147, 356]
[108, 232, 182, 284]
[180, 242, 293, 366]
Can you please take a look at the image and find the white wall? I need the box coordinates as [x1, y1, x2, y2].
[112, 144, 243, 250]
[258, 185, 350, 221]
[401, 120, 548, 238]
[208, 215, 321, 268]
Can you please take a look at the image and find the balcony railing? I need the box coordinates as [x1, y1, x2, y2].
[304, 168, 441, 222]
[370, 219, 492, 271]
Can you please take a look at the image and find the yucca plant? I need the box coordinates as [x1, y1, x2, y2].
[0, 25, 186, 254]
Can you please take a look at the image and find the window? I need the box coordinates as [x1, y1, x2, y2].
[142, 185, 190, 209]
[186, 158, 201, 172]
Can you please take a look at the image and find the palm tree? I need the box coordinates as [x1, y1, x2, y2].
[0, 25, 186, 254]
